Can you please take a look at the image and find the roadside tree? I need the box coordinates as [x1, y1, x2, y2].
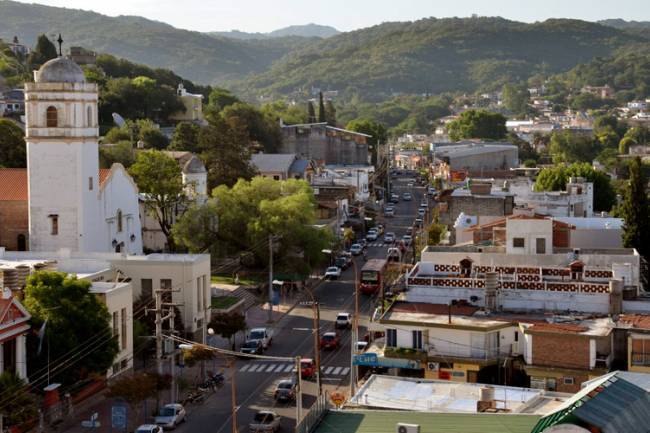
[0, 118, 26, 167]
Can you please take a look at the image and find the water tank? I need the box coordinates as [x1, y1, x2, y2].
[479, 386, 495, 402]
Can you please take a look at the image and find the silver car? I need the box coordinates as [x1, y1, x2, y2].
[154, 403, 186, 429]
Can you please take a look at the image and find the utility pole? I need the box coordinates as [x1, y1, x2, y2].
[169, 307, 176, 402]
[350, 260, 359, 399]
[312, 302, 322, 395]
[268, 234, 274, 321]
[152, 289, 163, 374]
[295, 356, 303, 424]
[230, 357, 238, 433]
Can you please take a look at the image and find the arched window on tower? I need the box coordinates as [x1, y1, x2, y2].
[46, 106, 58, 127]
[87, 106, 92, 127]
[117, 209, 123, 233]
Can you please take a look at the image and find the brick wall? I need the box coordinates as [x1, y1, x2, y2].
[448, 195, 514, 223]
[0, 200, 28, 250]
[555, 374, 589, 393]
[532, 333, 590, 370]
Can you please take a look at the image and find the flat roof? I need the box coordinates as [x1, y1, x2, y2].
[109, 253, 210, 264]
[351, 375, 563, 415]
[382, 302, 513, 330]
[90, 281, 131, 294]
[314, 411, 540, 433]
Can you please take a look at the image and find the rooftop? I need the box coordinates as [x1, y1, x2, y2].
[0, 168, 111, 201]
[35, 56, 85, 84]
[381, 302, 513, 330]
[314, 411, 540, 433]
[89, 281, 131, 294]
[523, 318, 614, 337]
[351, 374, 565, 415]
[250, 153, 297, 173]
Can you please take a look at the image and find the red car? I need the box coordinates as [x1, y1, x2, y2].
[320, 332, 341, 350]
[300, 358, 315, 379]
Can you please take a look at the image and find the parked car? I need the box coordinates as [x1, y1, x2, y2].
[320, 332, 341, 350]
[384, 206, 395, 217]
[402, 235, 413, 246]
[349, 244, 363, 255]
[154, 404, 186, 429]
[387, 247, 401, 262]
[390, 194, 400, 203]
[414, 218, 423, 227]
[366, 230, 378, 241]
[240, 340, 263, 355]
[357, 239, 368, 249]
[407, 181, 414, 187]
[402, 192, 412, 201]
[335, 256, 350, 270]
[248, 327, 273, 349]
[274, 379, 297, 402]
[299, 358, 315, 378]
[418, 208, 426, 217]
[325, 266, 341, 279]
[335, 312, 352, 329]
[384, 232, 395, 243]
[249, 411, 281, 433]
[406, 227, 413, 235]
[136, 425, 163, 433]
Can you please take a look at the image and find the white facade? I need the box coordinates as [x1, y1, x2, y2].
[505, 218, 553, 255]
[24, 58, 142, 254]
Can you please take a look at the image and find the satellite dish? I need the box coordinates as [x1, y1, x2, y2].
[112, 112, 126, 127]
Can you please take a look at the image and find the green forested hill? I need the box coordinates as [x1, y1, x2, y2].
[0, 0, 314, 84]
[229, 17, 646, 100]
[209, 24, 340, 40]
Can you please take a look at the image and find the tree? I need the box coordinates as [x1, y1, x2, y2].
[99, 140, 135, 169]
[0, 119, 26, 167]
[619, 136, 636, 155]
[507, 132, 538, 162]
[428, 223, 446, 246]
[208, 87, 240, 111]
[447, 109, 507, 141]
[23, 271, 118, 385]
[346, 118, 387, 166]
[325, 100, 337, 126]
[220, 102, 281, 153]
[209, 312, 246, 348]
[620, 157, 650, 284]
[182, 346, 215, 367]
[534, 162, 616, 212]
[307, 101, 317, 123]
[260, 100, 308, 125]
[172, 200, 220, 253]
[595, 126, 619, 149]
[27, 34, 57, 69]
[198, 115, 257, 189]
[548, 130, 600, 164]
[137, 119, 169, 150]
[502, 84, 529, 114]
[317, 92, 326, 123]
[107, 372, 157, 425]
[129, 150, 187, 251]
[0, 372, 38, 427]
[169, 122, 201, 152]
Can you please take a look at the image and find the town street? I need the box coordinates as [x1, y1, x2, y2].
[174, 173, 425, 433]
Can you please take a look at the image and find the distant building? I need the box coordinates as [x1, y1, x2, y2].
[68, 46, 97, 65]
[6, 36, 28, 58]
[581, 85, 614, 99]
[432, 142, 519, 178]
[2, 89, 25, 115]
[439, 182, 515, 225]
[250, 153, 314, 181]
[169, 84, 204, 124]
[280, 122, 370, 165]
[312, 165, 374, 202]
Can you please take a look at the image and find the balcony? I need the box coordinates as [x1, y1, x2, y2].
[631, 352, 650, 366]
[384, 347, 428, 362]
[427, 344, 513, 362]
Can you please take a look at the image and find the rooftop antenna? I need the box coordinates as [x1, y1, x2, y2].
[56, 34, 63, 57]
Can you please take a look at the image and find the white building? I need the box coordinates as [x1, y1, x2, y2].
[24, 56, 142, 254]
[312, 165, 374, 202]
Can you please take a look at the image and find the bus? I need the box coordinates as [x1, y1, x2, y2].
[359, 258, 388, 295]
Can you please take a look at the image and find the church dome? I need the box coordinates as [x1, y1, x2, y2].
[35, 57, 86, 84]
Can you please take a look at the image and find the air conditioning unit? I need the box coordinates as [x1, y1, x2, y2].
[427, 362, 439, 371]
[396, 424, 420, 433]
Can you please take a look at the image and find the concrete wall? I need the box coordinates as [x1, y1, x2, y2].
[447, 195, 514, 224]
[449, 148, 518, 171]
[506, 219, 552, 255]
[281, 125, 368, 165]
[570, 229, 622, 249]
[100, 166, 143, 255]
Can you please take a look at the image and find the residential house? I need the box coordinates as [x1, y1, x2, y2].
[280, 122, 370, 165]
[250, 153, 314, 181]
[504, 177, 594, 218]
[2, 89, 24, 115]
[581, 85, 614, 99]
[0, 294, 30, 380]
[617, 315, 650, 374]
[312, 165, 374, 201]
[6, 36, 28, 58]
[439, 182, 515, 226]
[395, 149, 425, 170]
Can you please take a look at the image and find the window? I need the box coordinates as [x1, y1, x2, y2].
[141, 279, 153, 300]
[536, 238, 546, 254]
[86, 106, 92, 127]
[121, 308, 127, 350]
[196, 277, 202, 312]
[273, 175, 280, 180]
[49, 214, 59, 235]
[563, 377, 574, 385]
[112, 311, 119, 342]
[412, 330, 423, 350]
[161, 279, 172, 290]
[46, 106, 58, 127]
[514, 331, 519, 342]
[116, 209, 123, 233]
[512, 237, 525, 248]
[386, 329, 397, 347]
[88, 176, 93, 191]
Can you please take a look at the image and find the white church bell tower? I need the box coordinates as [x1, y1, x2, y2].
[25, 50, 103, 252]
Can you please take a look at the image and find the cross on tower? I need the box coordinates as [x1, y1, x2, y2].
[57, 34, 63, 57]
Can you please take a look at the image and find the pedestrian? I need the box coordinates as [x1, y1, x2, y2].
[234, 272, 240, 285]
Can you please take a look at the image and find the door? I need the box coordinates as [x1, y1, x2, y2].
[536, 238, 546, 254]
[467, 371, 478, 383]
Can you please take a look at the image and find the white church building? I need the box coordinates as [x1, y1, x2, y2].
[24, 56, 142, 254]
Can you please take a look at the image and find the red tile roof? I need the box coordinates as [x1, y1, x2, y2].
[0, 168, 27, 201]
[469, 214, 574, 231]
[619, 314, 650, 330]
[391, 301, 478, 316]
[0, 168, 111, 202]
[528, 322, 588, 333]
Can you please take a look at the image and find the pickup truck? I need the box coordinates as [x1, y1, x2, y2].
[249, 411, 281, 433]
[248, 328, 273, 349]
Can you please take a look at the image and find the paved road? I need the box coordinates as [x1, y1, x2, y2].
[174, 173, 425, 433]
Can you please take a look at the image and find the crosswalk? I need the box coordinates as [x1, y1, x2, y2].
[366, 242, 389, 248]
[239, 363, 350, 376]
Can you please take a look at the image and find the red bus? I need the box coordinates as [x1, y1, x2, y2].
[359, 259, 388, 295]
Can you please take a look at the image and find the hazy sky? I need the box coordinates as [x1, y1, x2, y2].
[13, 0, 650, 33]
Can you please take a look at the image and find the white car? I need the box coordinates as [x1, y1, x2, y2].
[136, 425, 163, 433]
[325, 266, 341, 279]
[154, 403, 186, 429]
[402, 192, 412, 201]
[402, 235, 413, 246]
[414, 218, 423, 227]
[418, 208, 426, 217]
[335, 312, 352, 329]
[349, 244, 363, 255]
[356, 341, 368, 352]
[384, 207, 395, 217]
[248, 327, 273, 349]
[384, 232, 395, 243]
[366, 230, 378, 241]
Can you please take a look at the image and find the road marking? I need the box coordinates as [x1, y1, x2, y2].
[265, 364, 277, 372]
[248, 364, 262, 372]
[273, 364, 285, 373]
[239, 364, 251, 372]
[324, 366, 334, 374]
[284, 364, 294, 372]
[340, 367, 350, 375]
[332, 367, 342, 375]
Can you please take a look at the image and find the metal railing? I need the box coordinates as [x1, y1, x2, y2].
[427, 344, 513, 361]
[631, 352, 650, 366]
[295, 392, 332, 433]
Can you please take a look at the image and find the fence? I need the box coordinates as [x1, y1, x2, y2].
[295, 392, 332, 433]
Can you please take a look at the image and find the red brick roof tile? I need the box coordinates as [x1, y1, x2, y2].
[99, 168, 111, 186]
[619, 314, 650, 330]
[528, 322, 588, 333]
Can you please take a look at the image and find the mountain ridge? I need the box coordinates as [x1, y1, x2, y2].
[209, 23, 340, 40]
